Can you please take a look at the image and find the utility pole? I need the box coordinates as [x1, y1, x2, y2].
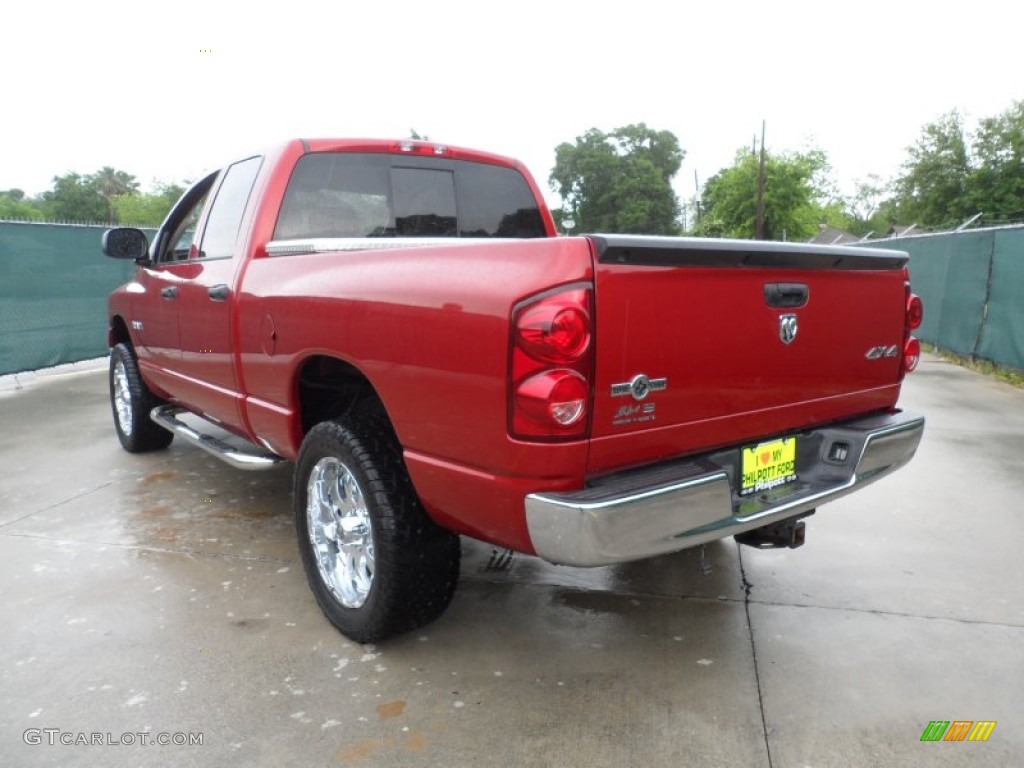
[755, 120, 767, 240]
[694, 170, 701, 227]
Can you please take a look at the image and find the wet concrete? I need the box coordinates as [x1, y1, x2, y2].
[1, 354, 1021, 766]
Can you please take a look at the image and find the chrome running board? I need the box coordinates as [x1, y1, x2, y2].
[150, 405, 286, 471]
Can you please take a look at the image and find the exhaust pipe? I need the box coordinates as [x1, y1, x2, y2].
[735, 514, 810, 550]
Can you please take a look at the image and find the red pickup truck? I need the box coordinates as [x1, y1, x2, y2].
[102, 138, 925, 642]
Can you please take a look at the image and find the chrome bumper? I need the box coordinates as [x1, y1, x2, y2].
[525, 410, 925, 566]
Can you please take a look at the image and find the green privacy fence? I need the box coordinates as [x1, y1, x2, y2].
[868, 225, 1024, 371]
[3, 221, 1022, 376]
[0, 222, 154, 375]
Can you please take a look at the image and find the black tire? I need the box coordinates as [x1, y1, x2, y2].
[294, 409, 460, 643]
[109, 343, 174, 453]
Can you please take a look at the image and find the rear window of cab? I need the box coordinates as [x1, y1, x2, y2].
[274, 152, 546, 240]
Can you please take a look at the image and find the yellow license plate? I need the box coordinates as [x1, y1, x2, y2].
[740, 437, 797, 496]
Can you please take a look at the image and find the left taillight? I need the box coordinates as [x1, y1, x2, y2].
[509, 285, 593, 440]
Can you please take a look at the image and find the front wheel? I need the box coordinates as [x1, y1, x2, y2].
[294, 412, 460, 643]
[109, 343, 174, 453]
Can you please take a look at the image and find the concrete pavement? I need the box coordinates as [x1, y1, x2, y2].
[1, 354, 1021, 766]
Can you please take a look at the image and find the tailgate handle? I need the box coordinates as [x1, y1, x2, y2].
[764, 283, 808, 308]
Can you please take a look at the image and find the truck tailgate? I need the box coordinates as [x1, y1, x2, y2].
[587, 236, 910, 475]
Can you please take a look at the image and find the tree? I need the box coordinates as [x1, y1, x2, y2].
[112, 182, 186, 227]
[0, 190, 43, 220]
[842, 175, 897, 237]
[91, 166, 139, 224]
[969, 100, 1024, 223]
[39, 172, 109, 222]
[884, 103, 1024, 230]
[889, 111, 973, 229]
[694, 147, 833, 241]
[549, 123, 683, 235]
[36, 167, 141, 224]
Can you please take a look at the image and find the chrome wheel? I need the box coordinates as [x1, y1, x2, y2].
[113, 358, 133, 436]
[306, 457, 374, 608]
[295, 416, 460, 642]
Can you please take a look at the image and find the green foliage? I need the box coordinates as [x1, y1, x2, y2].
[91, 166, 139, 201]
[694, 147, 833, 241]
[0, 190, 43, 220]
[969, 101, 1024, 223]
[112, 182, 186, 227]
[889, 111, 973, 228]
[887, 102, 1024, 229]
[549, 123, 683, 235]
[844, 175, 894, 237]
[29, 169, 183, 226]
[40, 173, 110, 222]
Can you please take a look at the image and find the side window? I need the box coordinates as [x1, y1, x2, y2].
[198, 156, 262, 259]
[275, 154, 391, 240]
[166, 199, 205, 260]
[153, 172, 217, 264]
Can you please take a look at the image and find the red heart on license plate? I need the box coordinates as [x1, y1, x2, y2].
[760, 451, 770, 465]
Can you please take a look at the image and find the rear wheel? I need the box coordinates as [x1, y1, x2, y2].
[109, 343, 174, 452]
[294, 410, 460, 643]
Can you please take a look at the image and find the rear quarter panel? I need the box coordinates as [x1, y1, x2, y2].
[235, 237, 595, 549]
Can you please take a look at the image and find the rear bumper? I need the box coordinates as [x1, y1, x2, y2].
[524, 410, 925, 566]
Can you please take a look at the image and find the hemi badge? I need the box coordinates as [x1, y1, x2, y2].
[131, 320, 144, 331]
[611, 374, 667, 401]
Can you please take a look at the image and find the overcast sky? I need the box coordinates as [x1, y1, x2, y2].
[3, 0, 1021, 211]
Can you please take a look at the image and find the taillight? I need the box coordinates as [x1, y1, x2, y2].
[903, 337, 921, 373]
[906, 293, 923, 330]
[510, 285, 593, 440]
[902, 281, 923, 377]
[516, 302, 590, 363]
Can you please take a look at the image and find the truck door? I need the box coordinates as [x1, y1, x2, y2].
[170, 155, 263, 428]
[131, 175, 216, 397]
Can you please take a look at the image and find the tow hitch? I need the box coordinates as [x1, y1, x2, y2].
[735, 513, 812, 550]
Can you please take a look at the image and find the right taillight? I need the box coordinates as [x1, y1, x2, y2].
[509, 285, 593, 440]
[902, 280, 923, 377]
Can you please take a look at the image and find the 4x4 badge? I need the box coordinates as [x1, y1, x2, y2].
[779, 313, 798, 345]
[611, 374, 667, 401]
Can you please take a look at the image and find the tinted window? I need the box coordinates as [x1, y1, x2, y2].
[273, 153, 546, 241]
[199, 156, 262, 259]
[455, 162, 545, 237]
[163, 195, 205, 262]
[275, 154, 392, 239]
[153, 171, 218, 264]
[393, 167, 456, 235]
